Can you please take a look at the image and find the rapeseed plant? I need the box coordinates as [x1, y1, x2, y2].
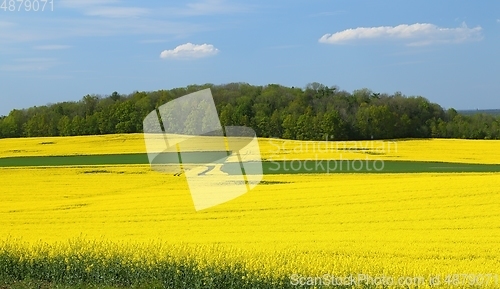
[0, 135, 498, 288]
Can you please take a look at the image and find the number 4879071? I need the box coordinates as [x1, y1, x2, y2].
[1, 0, 54, 12]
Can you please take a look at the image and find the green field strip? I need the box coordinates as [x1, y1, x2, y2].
[254, 160, 500, 174]
[0, 153, 149, 167]
[0, 152, 228, 167]
[1, 153, 500, 174]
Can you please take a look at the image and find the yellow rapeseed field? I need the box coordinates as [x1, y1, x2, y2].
[0, 166, 499, 286]
[0, 134, 146, 157]
[0, 134, 499, 287]
[1, 134, 499, 164]
[260, 138, 500, 164]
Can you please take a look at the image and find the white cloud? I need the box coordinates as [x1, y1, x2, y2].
[319, 23, 482, 46]
[179, 0, 250, 16]
[0, 58, 58, 72]
[0, 21, 15, 28]
[0, 17, 205, 45]
[160, 43, 219, 59]
[61, 0, 246, 18]
[84, 6, 149, 18]
[34, 45, 71, 50]
[0, 1, 242, 46]
[0, 21, 53, 43]
[60, 0, 148, 18]
[59, 0, 118, 9]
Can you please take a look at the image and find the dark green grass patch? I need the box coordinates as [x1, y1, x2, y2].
[0, 152, 227, 167]
[1, 153, 499, 174]
[0, 154, 149, 167]
[223, 160, 500, 174]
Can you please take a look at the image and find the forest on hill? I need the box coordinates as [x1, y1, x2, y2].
[0, 82, 499, 140]
[458, 109, 500, 116]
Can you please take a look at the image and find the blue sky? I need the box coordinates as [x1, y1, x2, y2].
[1, 0, 499, 116]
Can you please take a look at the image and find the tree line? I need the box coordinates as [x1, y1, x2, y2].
[0, 82, 499, 140]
